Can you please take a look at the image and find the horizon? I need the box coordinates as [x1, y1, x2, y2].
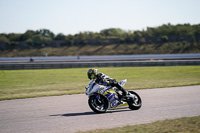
[0, 0, 200, 35]
[1, 23, 199, 35]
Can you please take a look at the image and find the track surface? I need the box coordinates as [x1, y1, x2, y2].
[1, 53, 200, 62]
[0, 85, 200, 133]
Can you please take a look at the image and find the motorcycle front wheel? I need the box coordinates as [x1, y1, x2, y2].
[127, 91, 142, 110]
[88, 94, 108, 113]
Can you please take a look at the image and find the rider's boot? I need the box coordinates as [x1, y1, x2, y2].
[117, 88, 129, 103]
[115, 83, 129, 98]
[110, 79, 129, 102]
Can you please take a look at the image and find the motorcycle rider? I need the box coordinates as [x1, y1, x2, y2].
[87, 68, 129, 98]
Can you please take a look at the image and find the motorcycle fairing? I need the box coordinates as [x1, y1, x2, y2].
[86, 79, 129, 109]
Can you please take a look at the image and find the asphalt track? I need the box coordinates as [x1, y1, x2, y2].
[1, 53, 200, 62]
[0, 85, 200, 133]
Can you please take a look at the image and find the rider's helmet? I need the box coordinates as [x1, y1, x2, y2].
[87, 68, 98, 80]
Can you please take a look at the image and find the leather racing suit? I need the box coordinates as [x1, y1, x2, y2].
[95, 73, 128, 97]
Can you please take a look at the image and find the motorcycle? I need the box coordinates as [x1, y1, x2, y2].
[85, 79, 142, 113]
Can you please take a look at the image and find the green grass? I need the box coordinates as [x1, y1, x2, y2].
[0, 66, 200, 100]
[77, 116, 200, 133]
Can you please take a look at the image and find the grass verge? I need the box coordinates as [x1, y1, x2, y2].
[77, 116, 200, 133]
[0, 66, 200, 100]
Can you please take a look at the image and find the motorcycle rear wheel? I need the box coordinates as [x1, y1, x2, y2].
[88, 95, 108, 113]
[127, 91, 142, 110]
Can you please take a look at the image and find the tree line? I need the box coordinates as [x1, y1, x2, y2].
[0, 23, 200, 50]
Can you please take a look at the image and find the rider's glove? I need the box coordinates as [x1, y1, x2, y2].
[108, 79, 117, 85]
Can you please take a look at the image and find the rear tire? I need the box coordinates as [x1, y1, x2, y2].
[127, 91, 142, 110]
[88, 94, 108, 113]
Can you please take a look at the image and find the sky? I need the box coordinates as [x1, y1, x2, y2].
[0, 0, 200, 35]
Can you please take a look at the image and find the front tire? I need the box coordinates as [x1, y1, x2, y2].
[127, 91, 142, 110]
[88, 94, 108, 113]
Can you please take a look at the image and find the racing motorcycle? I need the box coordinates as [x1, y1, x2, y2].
[85, 79, 142, 113]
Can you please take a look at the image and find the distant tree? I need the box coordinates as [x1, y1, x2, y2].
[194, 25, 200, 38]
[0, 23, 200, 51]
[7, 33, 21, 41]
[140, 37, 146, 44]
[87, 32, 96, 39]
[0, 35, 10, 43]
[162, 35, 168, 42]
[100, 28, 125, 37]
[31, 34, 52, 42]
[36, 29, 55, 39]
[74, 32, 88, 40]
[134, 30, 143, 37]
[26, 38, 34, 46]
[146, 27, 155, 37]
[54, 33, 66, 40]
[28, 34, 52, 46]
[20, 30, 35, 41]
